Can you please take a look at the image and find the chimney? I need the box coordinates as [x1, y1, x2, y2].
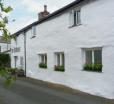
[38, 5, 50, 20]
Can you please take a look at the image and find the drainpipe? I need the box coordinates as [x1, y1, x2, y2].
[24, 31, 26, 77]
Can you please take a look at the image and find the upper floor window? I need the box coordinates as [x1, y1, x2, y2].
[70, 9, 81, 27]
[32, 26, 36, 37]
[74, 10, 81, 26]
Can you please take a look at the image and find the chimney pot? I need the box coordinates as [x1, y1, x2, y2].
[44, 5, 47, 11]
[38, 5, 50, 20]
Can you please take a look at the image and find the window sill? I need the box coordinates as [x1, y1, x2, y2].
[82, 69, 102, 73]
[39, 67, 47, 69]
[31, 35, 36, 39]
[69, 24, 82, 28]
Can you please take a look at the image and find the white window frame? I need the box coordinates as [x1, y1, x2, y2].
[84, 48, 102, 65]
[74, 10, 81, 26]
[39, 54, 47, 64]
[55, 52, 65, 66]
[69, 9, 81, 27]
[32, 26, 36, 37]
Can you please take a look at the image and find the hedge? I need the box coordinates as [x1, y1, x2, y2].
[0, 53, 10, 67]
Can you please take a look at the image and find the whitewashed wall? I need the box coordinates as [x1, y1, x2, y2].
[11, 0, 114, 99]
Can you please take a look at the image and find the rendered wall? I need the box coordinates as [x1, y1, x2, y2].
[11, 0, 114, 99]
[11, 33, 25, 70]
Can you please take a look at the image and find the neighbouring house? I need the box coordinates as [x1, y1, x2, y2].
[11, 34, 25, 70]
[0, 36, 11, 53]
[11, 0, 114, 99]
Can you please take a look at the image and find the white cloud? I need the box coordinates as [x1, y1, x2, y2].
[8, 16, 37, 34]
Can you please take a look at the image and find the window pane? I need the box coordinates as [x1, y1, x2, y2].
[74, 10, 81, 26]
[61, 53, 65, 66]
[32, 26, 36, 36]
[57, 54, 60, 65]
[85, 50, 92, 64]
[74, 11, 76, 25]
[41, 55, 44, 63]
[94, 50, 102, 64]
[45, 55, 47, 64]
[77, 10, 81, 24]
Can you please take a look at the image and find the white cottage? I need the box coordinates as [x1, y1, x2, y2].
[11, 0, 114, 99]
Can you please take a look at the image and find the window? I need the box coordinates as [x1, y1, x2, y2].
[84, 48, 102, 72]
[13, 47, 20, 53]
[55, 52, 64, 66]
[74, 10, 81, 26]
[39, 54, 47, 68]
[54, 52, 65, 72]
[32, 26, 36, 37]
[20, 57, 23, 69]
[70, 9, 81, 27]
[14, 56, 18, 68]
[85, 48, 102, 64]
[85, 50, 92, 64]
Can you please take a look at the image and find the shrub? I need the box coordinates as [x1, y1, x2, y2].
[39, 63, 47, 69]
[17, 69, 25, 77]
[7, 68, 17, 75]
[0, 67, 25, 77]
[83, 64, 102, 72]
[0, 54, 10, 67]
[93, 64, 102, 72]
[0, 66, 5, 71]
[54, 65, 65, 72]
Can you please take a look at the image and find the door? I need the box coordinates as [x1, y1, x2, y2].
[14, 56, 18, 68]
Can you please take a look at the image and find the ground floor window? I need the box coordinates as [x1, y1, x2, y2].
[54, 52, 65, 72]
[84, 48, 102, 72]
[39, 54, 47, 69]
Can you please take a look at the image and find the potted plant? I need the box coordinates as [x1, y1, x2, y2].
[39, 63, 47, 69]
[54, 65, 65, 72]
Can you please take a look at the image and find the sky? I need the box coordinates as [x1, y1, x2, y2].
[4, 0, 75, 34]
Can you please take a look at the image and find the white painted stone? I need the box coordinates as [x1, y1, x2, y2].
[11, 0, 114, 99]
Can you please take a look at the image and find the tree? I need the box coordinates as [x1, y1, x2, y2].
[0, 0, 14, 86]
